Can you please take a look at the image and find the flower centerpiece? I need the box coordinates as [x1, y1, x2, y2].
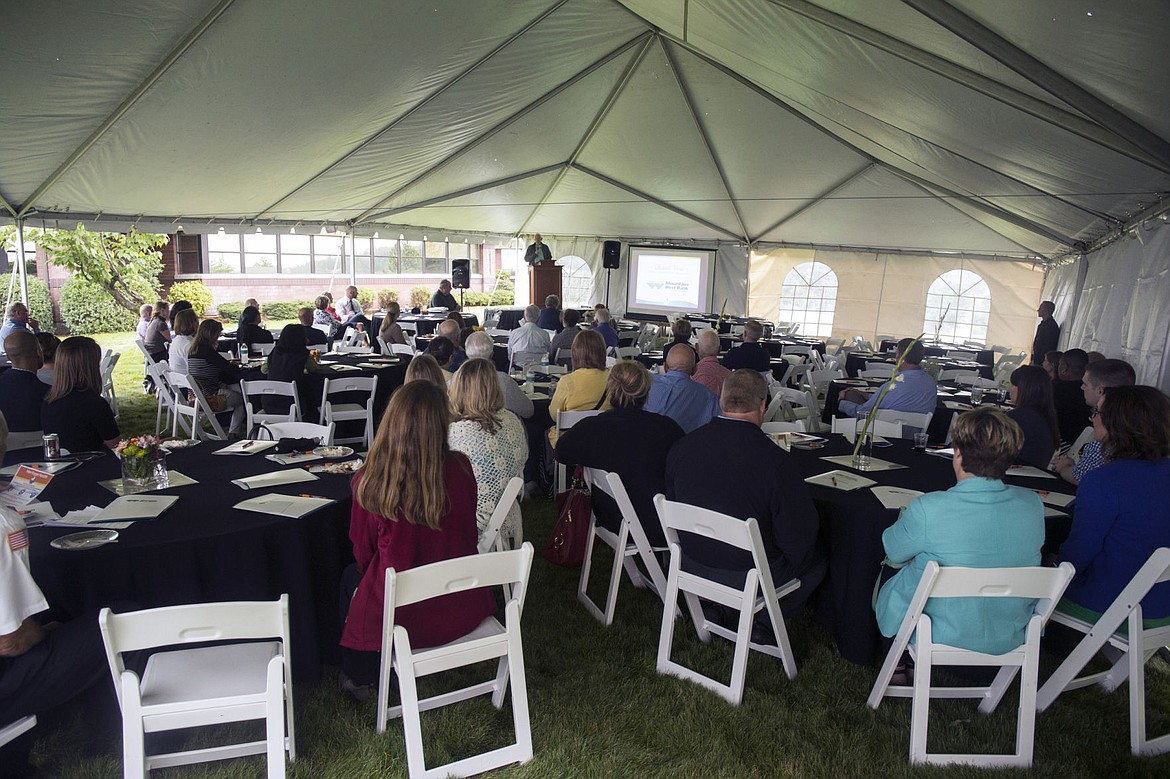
[116, 435, 169, 492]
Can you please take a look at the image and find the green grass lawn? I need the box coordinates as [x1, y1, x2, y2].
[27, 331, 1170, 777]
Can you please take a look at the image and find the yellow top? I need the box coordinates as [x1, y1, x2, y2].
[548, 368, 610, 446]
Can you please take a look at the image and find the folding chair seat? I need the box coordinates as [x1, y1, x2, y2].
[1037, 548, 1170, 756]
[167, 372, 228, 441]
[377, 545, 535, 779]
[553, 410, 603, 493]
[653, 496, 800, 705]
[241, 379, 302, 435]
[577, 468, 668, 626]
[867, 561, 1074, 767]
[99, 596, 295, 779]
[260, 421, 334, 446]
[478, 477, 525, 555]
[319, 376, 377, 449]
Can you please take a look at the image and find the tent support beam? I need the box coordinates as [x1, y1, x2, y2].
[896, 175, 1041, 256]
[258, 0, 575, 221]
[753, 163, 875, 242]
[572, 163, 741, 240]
[661, 39, 750, 243]
[900, 0, 1170, 171]
[351, 31, 652, 225]
[15, 0, 238, 218]
[516, 34, 656, 238]
[757, 239, 1038, 262]
[358, 165, 565, 224]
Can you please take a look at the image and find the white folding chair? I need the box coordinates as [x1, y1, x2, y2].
[240, 379, 302, 435]
[399, 321, 419, 349]
[0, 715, 36, 748]
[260, 421, 334, 446]
[478, 477, 525, 555]
[874, 409, 933, 438]
[616, 345, 641, 359]
[311, 322, 332, 341]
[1037, 548, 1170, 756]
[781, 344, 812, 361]
[653, 496, 800, 705]
[763, 387, 822, 433]
[761, 420, 807, 434]
[100, 350, 120, 417]
[98, 596, 295, 779]
[577, 468, 667, 626]
[510, 350, 545, 371]
[808, 368, 844, 402]
[554, 347, 573, 368]
[147, 361, 191, 437]
[167, 372, 228, 441]
[867, 561, 1074, 768]
[319, 376, 377, 449]
[1061, 425, 1094, 460]
[554, 410, 603, 493]
[862, 362, 895, 378]
[831, 416, 903, 440]
[990, 344, 1012, 356]
[956, 374, 998, 389]
[251, 342, 275, 357]
[946, 350, 977, 361]
[377, 545, 535, 779]
[938, 369, 978, 383]
[825, 337, 845, 355]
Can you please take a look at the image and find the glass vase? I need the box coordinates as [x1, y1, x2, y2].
[852, 419, 874, 471]
[121, 452, 169, 493]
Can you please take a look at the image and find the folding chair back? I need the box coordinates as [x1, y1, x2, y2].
[320, 376, 377, 448]
[761, 420, 806, 434]
[832, 416, 903, 440]
[554, 410, 603, 492]
[874, 409, 932, 438]
[653, 496, 800, 705]
[99, 596, 295, 778]
[0, 716, 36, 748]
[616, 345, 641, 359]
[378, 545, 536, 779]
[946, 350, 977, 360]
[241, 379, 302, 435]
[260, 421, 334, 446]
[1062, 425, 1094, 460]
[862, 362, 895, 378]
[478, 476, 525, 554]
[868, 561, 1074, 767]
[100, 350, 120, 417]
[148, 360, 190, 437]
[1037, 547, 1170, 756]
[577, 468, 667, 626]
[167, 372, 228, 441]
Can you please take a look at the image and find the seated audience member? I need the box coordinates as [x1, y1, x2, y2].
[427, 319, 466, 372]
[448, 359, 528, 541]
[538, 295, 563, 332]
[0, 332, 47, 433]
[507, 305, 551, 370]
[592, 307, 619, 348]
[321, 292, 341, 322]
[1005, 364, 1059, 469]
[666, 319, 697, 359]
[1052, 348, 1091, 445]
[34, 332, 60, 386]
[377, 301, 406, 347]
[720, 319, 770, 372]
[142, 300, 171, 363]
[237, 298, 260, 332]
[1086, 350, 1106, 364]
[135, 303, 152, 340]
[547, 308, 581, 364]
[186, 319, 246, 434]
[167, 308, 199, 376]
[313, 295, 337, 336]
[261, 324, 312, 416]
[168, 300, 193, 331]
[645, 344, 721, 434]
[692, 329, 730, 397]
[465, 331, 531, 419]
[41, 336, 120, 452]
[1057, 386, 1170, 627]
[299, 307, 328, 346]
[429, 279, 461, 312]
[427, 335, 457, 375]
[1042, 349, 1063, 381]
[1051, 358, 1136, 485]
[336, 285, 372, 335]
[404, 353, 448, 393]
[236, 305, 274, 349]
[665, 370, 824, 618]
[548, 329, 610, 446]
[556, 361, 684, 547]
[875, 407, 1043, 654]
[337, 381, 493, 698]
[0, 302, 40, 349]
[839, 338, 937, 425]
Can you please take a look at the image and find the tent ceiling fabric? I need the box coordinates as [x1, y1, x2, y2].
[2, 0, 1168, 260]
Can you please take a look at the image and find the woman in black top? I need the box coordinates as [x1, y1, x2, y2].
[1006, 364, 1060, 468]
[666, 318, 698, 360]
[236, 305, 274, 350]
[42, 336, 120, 452]
[262, 325, 311, 415]
[186, 319, 246, 434]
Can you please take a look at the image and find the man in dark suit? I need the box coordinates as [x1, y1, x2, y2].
[524, 233, 552, 265]
[0, 331, 48, 433]
[1052, 348, 1091, 445]
[1031, 300, 1060, 365]
[720, 319, 771, 372]
[665, 370, 825, 617]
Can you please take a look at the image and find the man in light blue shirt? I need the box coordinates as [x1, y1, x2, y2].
[839, 338, 937, 419]
[645, 344, 721, 433]
[0, 302, 40, 353]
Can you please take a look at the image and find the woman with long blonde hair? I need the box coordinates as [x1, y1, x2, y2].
[42, 336, 120, 451]
[338, 381, 493, 699]
[448, 359, 527, 542]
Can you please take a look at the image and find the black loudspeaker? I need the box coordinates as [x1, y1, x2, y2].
[451, 259, 471, 289]
[603, 240, 621, 269]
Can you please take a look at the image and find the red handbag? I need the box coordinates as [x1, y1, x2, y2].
[542, 465, 592, 567]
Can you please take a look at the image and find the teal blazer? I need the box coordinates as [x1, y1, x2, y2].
[875, 477, 1044, 654]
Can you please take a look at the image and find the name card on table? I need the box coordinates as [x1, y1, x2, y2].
[232, 469, 319, 490]
[804, 470, 877, 492]
[235, 493, 335, 519]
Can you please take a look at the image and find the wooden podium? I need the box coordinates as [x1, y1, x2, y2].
[529, 260, 562, 306]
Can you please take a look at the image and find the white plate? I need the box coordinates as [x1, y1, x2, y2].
[313, 446, 355, 459]
[307, 458, 364, 474]
[51, 529, 119, 551]
[161, 438, 200, 450]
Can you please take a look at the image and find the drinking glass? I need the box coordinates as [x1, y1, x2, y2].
[851, 418, 873, 470]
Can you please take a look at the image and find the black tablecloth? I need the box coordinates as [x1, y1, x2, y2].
[11, 445, 358, 681]
[821, 379, 1007, 442]
[285, 353, 409, 431]
[636, 351, 792, 381]
[370, 312, 478, 337]
[878, 340, 994, 366]
[717, 336, 825, 358]
[845, 352, 992, 380]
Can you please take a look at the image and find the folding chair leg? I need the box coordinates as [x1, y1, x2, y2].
[909, 642, 934, 764]
[490, 654, 510, 709]
[727, 590, 755, 706]
[265, 658, 287, 779]
[505, 613, 534, 763]
[397, 651, 428, 779]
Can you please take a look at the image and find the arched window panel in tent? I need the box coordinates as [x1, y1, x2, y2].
[923, 270, 991, 344]
[779, 261, 838, 338]
[556, 255, 593, 309]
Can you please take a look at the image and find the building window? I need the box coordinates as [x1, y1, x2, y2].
[923, 269, 991, 343]
[279, 234, 311, 274]
[243, 233, 277, 274]
[207, 232, 242, 274]
[373, 238, 398, 273]
[778, 261, 837, 337]
[557, 255, 593, 308]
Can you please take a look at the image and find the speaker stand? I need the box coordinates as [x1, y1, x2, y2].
[604, 267, 612, 309]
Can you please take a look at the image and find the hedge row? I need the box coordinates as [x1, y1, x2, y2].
[59, 277, 138, 334]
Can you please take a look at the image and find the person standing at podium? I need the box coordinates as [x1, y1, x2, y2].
[524, 233, 552, 265]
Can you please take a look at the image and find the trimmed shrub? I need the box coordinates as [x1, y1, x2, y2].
[216, 302, 245, 322]
[59, 276, 137, 334]
[0, 273, 54, 328]
[377, 288, 400, 308]
[167, 280, 213, 316]
[262, 300, 313, 320]
[410, 286, 431, 308]
[356, 287, 376, 311]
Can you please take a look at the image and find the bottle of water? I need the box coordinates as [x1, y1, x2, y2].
[239, 342, 250, 366]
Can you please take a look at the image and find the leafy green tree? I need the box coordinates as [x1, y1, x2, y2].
[37, 224, 166, 312]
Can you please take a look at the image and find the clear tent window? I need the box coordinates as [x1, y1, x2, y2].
[779, 261, 837, 338]
[923, 269, 991, 344]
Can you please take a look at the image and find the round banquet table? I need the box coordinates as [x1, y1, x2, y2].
[10, 444, 359, 681]
[821, 378, 1009, 443]
[844, 351, 992, 380]
[788, 433, 1076, 666]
